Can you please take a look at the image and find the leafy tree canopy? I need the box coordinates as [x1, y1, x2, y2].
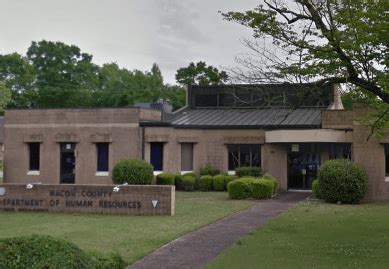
[0, 41, 186, 110]
[0, 81, 11, 112]
[175, 61, 228, 86]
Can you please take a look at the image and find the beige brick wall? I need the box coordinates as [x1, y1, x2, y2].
[3, 108, 158, 184]
[144, 127, 265, 173]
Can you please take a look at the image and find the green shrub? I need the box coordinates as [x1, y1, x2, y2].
[182, 172, 199, 190]
[213, 174, 226, 191]
[235, 166, 262, 177]
[224, 175, 238, 189]
[262, 173, 278, 194]
[200, 164, 220, 176]
[251, 179, 274, 199]
[318, 159, 368, 204]
[156, 172, 175, 185]
[174, 174, 184, 190]
[182, 175, 196, 191]
[312, 179, 322, 199]
[89, 252, 125, 269]
[199, 175, 213, 191]
[227, 178, 254, 199]
[112, 159, 153, 185]
[0, 234, 125, 269]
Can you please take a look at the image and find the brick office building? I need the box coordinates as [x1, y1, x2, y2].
[3, 83, 389, 201]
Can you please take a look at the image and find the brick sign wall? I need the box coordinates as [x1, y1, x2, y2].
[0, 184, 175, 216]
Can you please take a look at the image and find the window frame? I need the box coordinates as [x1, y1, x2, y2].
[181, 143, 194, 172]
[28, 142, 40, 174]
[96, 143, 109, 173]
[227, 144, 261, 171]
[150, 142, 164, 172]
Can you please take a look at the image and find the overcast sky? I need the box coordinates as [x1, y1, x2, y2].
[0, 0, 259, 84]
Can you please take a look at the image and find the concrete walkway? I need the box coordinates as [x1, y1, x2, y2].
[128, 192, 309, 269]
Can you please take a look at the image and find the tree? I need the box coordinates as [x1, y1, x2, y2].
[151, 63, 163, 85]
[223, 0, 388, 135]
[175, 61, 228, 86]
[0, 40, 187, 110]
[0, 81, 11, 112]
[26, 40, 99, 108]
[0, 53, 35, 108]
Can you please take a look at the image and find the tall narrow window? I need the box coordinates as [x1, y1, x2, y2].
[150, 143, 164, 171]
[29, 143, 40, 171]
[97, 143, 109, 172]
[227, 144, 261, 171]
[181, 143, 194, 171]
[385, 144, 389, 177]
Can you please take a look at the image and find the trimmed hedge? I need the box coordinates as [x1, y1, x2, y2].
[156, 172, 175, 185]
[200, 164, 220, 176]
[262, 173, 278, 195]
[0, 235, 125, 269]
[199, 175, 213, 191]
[235, 166, 262, 177]
[182, 175, 196, 191]
[312, 179, 322, 199]
[227, 178, 254, 199]
[224, 175, 238, 189]
[174, 174, 184, 190]
[251, 179, 274, 199]
[182, 172, 199, 190]
[318, 159, 368, 204]
[227, 176, 279, 200]
[213, 174, 226, 191]
[112, 159, 153, 185]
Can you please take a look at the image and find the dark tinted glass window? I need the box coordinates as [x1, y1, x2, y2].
[329, 143, 352, 160]
[29, 143, 40, 171]
[227, 144, 261, 170]
[97, 143, 109, 172]
[194, 94, 218, 107]
[151, 143, 164, 171]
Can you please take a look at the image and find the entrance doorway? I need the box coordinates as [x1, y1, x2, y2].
[288, 143, 320, 190]
[60, 143, 76, 184]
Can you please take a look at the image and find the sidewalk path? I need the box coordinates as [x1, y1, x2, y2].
[128, 192, 309, 269]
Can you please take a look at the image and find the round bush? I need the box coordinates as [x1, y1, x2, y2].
[262, 173, 278, 194]
[199, 175, 213, 191]
[112, 159, 153, 185]
[251, 179, 274, 199]
[312, 179, 322, 199]
[235, 166, 262, 177]
[156, 172, 175, 185]
[318, 159, 368, 204]
[200, 164, 220, 176]
[224, 175, 238, 189]
[213, 174, 226, 191]
[227, 178, 253, 199]
[0, 235, 94, 269]
[182, 175, 196, 191]
[174, 174, 184, 190]
[182, 172, 199, 190]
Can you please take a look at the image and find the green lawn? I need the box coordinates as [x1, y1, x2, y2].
[0, 191, 254, 264]
[207, 199, 389, 269]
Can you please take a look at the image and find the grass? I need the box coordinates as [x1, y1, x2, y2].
[207, 199, 389, 269]
[0, 191, 254, 264]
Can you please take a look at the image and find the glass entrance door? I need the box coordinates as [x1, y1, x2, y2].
[60, 143, 76, 184]
[288, 143, 320, 190]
